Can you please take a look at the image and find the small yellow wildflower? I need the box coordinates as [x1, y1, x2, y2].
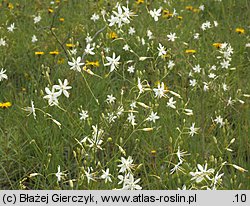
[163, 9, 169, 15]
[165, 13, 173, 18]
[136, 0, 144, 4]
[193, 8, 200, 13]
[213, 43, 222, 49]
[185, 49, 196, 54]
[49, 51, 60, 55]
[185, 6, 193, 11]
[35, 51, 45, 56]
[162, 10, 173, 18]
[66, 43, 75, 49]
[151, 150, 157, 156]
[48, 8, 54, 13]
[7, 3, 14, 10]
[108, 32, 118, 39]
[235, 28, 245, 34]
[86, 60, 100, 67]
[57, 58, 65, 64]
[0, 102, 12, 109]
[59, 18, 65, 22]
[177, 16, 183, 20]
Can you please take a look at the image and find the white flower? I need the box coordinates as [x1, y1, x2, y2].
[0, 38, 7, 46]
[0, 68, 8, 81]
[116, 105, 124, 116]
[210, 65, 217, 70]
[84, 44, 95, 55]
[43, 87, 60, 106]
[53, 79, 72, 98]
[55, 165, 63, 182]
[118, 156, 134, 173]
[199, 5, 205, 11]
[87, 125, 104, 150]
[167, 97, 176, 109]
[127, 112, 137, 126]
[157, 43, 166, 57]
[130, 101, 137, 110]
[108, 4, 133, 28]
[147, 111, 160, 123]
[176, 146, 189, 163]
[90, 13, 100, 22]
[208, 73, 216, 79]
[22, 100, 36, 119]
[190, 163, 215, 183]
[104, 52, 120, 72]
[122, 173, 142, 190]
[79, 110, 89, 121]
[34, 15, 41, 24]
[123, 44, 129, 51]
[170, 162, 184, 174]
[106, 94, 116, 104]
[189, 79, 197, 87]
[203, 82, 209, 91]
[214, 21, 218, 27]
[222, 83, 228, 91]
[168, 60, 175, 69]
[128, 27, 135, 35]
[7, 23, 16, 32]
[167, 32, 177, 42]
[127, 65, 135, 73]
[214, 115, 225, 127]
[193, 64, 201, 73]
[68, 56, 85, 72]
[85, 167, 95, 184]
[189, 123, 199, 136]
[147, 30, 153, 39]
[211, 172, 224, 190]
[101, 168, 112, 183]
[153, 82, 167, 98]
[220, 59, 230, 69]
[227, 97, 235, 106]
[193, 33, 200, 39]
[85, 34, 93, 43]
[31, 35, 38, 43]
[106, 112, 117, 123]
[149, 8, 162, 21]
[201, 21, 211, 30]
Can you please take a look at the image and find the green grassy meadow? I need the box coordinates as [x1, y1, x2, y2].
[0, 0, 249, 189]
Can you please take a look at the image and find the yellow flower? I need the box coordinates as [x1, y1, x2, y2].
[57, 58, 65, 64]
[48, 8, 54, 13]
[35, 51, 45, 56]
[162, 10, 173, 18]
[235, 28, 245, 34]
[185, 49, 196, 54]
[59, 18, 65, 22]
[177, 16, 183, 20]
[136, 0, 144, 4]
[193, 8, 200, 13]
[7, 3, 14, 10]
[185, 6, 193, 11]
[86, 60, 100, 67]
[213, 43, 222, 49]
[163, 9, 169, 15]
[0, 102, 12, 108]
[49, 51, 60, 55]
[108, 32, 118, 39]
[66, 43, 75, 49]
